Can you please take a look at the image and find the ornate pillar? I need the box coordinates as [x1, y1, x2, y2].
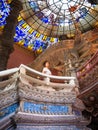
[0, 0, 23, 72]
[74, 22, 82, 47]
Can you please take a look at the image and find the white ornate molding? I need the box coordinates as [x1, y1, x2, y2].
[15, 112, 90, 126]
[18, 82, 76, 104]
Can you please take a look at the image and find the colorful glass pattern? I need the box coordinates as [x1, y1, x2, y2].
[0, 0, 98, 52]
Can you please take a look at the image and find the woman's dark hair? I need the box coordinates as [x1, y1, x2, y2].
[43, 60, 49, 67]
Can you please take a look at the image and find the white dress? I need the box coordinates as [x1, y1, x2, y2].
[42, 67, 52, 75]
[42, 67, 52, 83]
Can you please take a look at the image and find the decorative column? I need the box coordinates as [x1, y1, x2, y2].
[74, 22, 82, 47]
[0, 0, 23, 72]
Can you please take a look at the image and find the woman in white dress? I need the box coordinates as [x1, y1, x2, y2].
[42, 61, 52, 82]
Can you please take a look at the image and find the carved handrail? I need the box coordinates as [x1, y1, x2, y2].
[79, 67, 98, 91]
[20, 73, 75, 89]
[77, 50, 98, 78]
[0, 68, 19, 77]
[0, 64, 76, 87]
[76, 50, 98, 91]
[19, 64, 76, 80]
[19, 64, 76, 84]
[78, 50, 98, 71]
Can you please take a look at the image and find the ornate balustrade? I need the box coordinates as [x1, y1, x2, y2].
[19, 64, 76, 88]
[76, 50, 98, 91]
[77, 51, 98, 122]
[18, 64, 77, 108]
[0, 64, 76, 87]
[77, 50, 98, 79]
[78, 66, 98, 91]
[0, 64, 77, 107]
[0, 67, 19, 81]
[0, 64, 90, 129]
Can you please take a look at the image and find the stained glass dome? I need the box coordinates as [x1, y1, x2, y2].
[0, 0, 98, 52]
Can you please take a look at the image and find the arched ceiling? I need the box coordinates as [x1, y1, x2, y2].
[0, 0, 98, 53]
[21, 0, 98, 37]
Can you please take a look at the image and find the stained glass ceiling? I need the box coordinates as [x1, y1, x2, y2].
[0, 0, 98, 53]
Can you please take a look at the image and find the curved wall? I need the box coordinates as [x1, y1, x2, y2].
[7, 44, 35, 69]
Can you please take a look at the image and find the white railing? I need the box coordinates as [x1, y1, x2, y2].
[19, 64, 76, 87]
[0, 68, 19, 77]
[19, 64, 75, 80]
[0, 64, 76, 87]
